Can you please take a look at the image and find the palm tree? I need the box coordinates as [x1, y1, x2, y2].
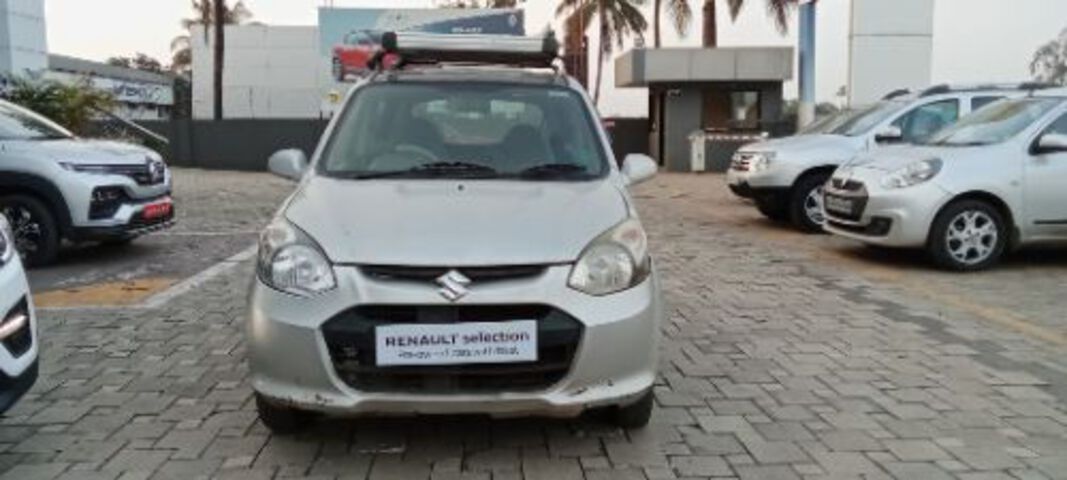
[703, 0, 797, 47]
[653, 0, 692, 47]
[169, 1, 251, 74]
[557, 0, 648, 105]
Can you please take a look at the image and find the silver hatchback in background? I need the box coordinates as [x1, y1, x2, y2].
[247, 33, 664, 433]
[824, 90, 1067, 270]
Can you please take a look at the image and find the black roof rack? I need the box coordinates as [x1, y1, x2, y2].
[882, 89, 911, 100]
[373, 31, 560, 71]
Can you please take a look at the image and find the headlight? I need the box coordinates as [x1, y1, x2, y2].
[257, 218, 336, 296]
[747, 152, 775, 171]
[880, 158, 943, 189]
[0, 215, 13, 265]
[568, 218, 651, 296]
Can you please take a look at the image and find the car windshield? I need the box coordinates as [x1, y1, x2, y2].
[0, 102, 75, 141]
[798, 109, 856, 135]
[923, 97, 1064, 146]
[832, 101, 907, 137]
[320, 83, 608, 180]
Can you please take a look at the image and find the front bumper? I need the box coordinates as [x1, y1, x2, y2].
[247, 264, 662, 418]
[70, 196, 175, 241]
[822, 171, 951, 247]
[0, 260, 38, 414]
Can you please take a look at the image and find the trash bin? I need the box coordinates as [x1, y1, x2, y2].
[688, 130, 707, 172]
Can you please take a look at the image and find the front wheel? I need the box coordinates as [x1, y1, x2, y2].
[789, 173, 831, 233]
[0, 194, 60, 267]
[927, 200, 1007, 271]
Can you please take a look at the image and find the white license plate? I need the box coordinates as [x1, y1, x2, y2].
[825, 195, 855, 214]
[375, 320, 538, 366]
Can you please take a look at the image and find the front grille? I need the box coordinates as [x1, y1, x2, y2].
[109, 162, 165, 186]
[322, 305, 583, 394]
[361, 265, 546, 284]
[1, 298, 32, 358]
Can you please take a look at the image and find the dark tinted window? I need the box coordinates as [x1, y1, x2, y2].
[0, 102, 74, 141]
[971, 96, 1003, 111]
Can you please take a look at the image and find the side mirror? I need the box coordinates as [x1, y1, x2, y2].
[621, 154, 657, 186]
[268, 149, 308, 181]
[874, 125, 904, 144]
[1034, 133, 1067, 154]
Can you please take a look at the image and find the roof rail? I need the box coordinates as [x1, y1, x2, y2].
[882, 88, 911, 100]
[918, 82, 1057, 97]
[374, 31, 560, 71]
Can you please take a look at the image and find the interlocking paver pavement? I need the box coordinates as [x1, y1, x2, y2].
[3, 172, 1067, 479]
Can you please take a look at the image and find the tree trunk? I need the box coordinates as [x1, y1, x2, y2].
[213, 0, 225, 120]
[593, 3, 606, 105]
[653, 0, 662, 48]
[703, 0, 718, 47]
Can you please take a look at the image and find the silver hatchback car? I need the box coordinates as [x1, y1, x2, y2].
[247, 33, 663, 433]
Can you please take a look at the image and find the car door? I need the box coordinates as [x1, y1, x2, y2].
[1023, 111, 1067, 237]
[889, 98, 961, 144]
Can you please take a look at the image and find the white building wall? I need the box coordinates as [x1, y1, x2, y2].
[847, 0, 934, 106]
[0, 0, 47, 75]
[192, 25, 332, 119]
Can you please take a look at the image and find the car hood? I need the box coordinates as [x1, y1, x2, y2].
[740, 134, 861, 159]
[5, 138, 160, 165]
[285, 176, 630, 266]
[846, 145, 966, 173]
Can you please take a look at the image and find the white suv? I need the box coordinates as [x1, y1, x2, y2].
[247, 33, 663, 433]
[0, 214, 38, 414]
[0, 99, 174, 266]
[727, 85, 1035, 232]
[824, 91, 1067, 270]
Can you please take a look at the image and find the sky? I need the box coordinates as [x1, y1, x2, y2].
[45, 0, 1067, 117]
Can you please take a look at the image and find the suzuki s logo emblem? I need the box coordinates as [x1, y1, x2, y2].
[436, 270, 471, 302]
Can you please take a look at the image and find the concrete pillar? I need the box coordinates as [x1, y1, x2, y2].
[0, 0, 48, 76]
[848, 0, 934, 106]
[797, 1, 816, 128]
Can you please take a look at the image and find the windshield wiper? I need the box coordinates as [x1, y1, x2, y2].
[514, 163, 590, 179]
[346, 161, 499, 180]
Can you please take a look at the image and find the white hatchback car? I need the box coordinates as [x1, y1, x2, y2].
[824, 91, 1067, 270]
[728, 85, 1034, 232]
[0, 214, 38, 414]
[247, 33, 663, 433]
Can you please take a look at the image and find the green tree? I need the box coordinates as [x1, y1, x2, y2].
[1031, 27, 1067, 86]
[107, 53, 164, 73]
[4, 78, 115, 136]
[703, 0, 797, 47]
[557, 0, 648, 105]
[652, 0, 692, 47]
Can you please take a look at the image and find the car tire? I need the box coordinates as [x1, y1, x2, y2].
[0, 194, 60, 267]
[789, 173, 831, 233]
[255, 393, 313, 434]
[613, 390, 654, 429]
[927, 199, 1007, 272]
[754, 195, 788, 222]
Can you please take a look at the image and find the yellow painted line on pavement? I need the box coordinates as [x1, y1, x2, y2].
[34, 278, 176, 308]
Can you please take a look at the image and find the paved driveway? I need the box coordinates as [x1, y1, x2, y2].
[2, 172, 1066, 480]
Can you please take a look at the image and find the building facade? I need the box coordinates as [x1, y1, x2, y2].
[46, 55, 176, 121]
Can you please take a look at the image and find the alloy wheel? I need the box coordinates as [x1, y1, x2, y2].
[804, 185, 825, 226]
[0, 205, 43, 261]
[945, 210, 998, 266]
